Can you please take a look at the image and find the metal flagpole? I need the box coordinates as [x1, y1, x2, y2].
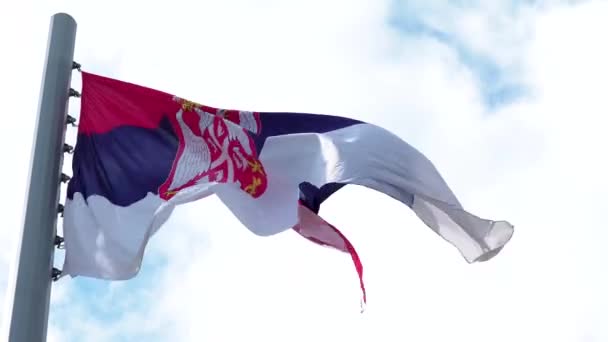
[4, 13, 77, 342]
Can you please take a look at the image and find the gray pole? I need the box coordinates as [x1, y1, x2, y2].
[4, 13, 76, 342]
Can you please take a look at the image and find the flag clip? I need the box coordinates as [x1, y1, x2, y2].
[72, 61, 81, 72]
[57, 203, 64, 217]
[69, 88, 81, 98]
[60, 173, 71, 183]
[63, 143, 74, 154]
[54, 235, 65, 249]
[66, 115, 77, 127]
[51, 267, 63, 282]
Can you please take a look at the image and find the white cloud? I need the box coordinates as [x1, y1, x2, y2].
[1, 0, 608, 341]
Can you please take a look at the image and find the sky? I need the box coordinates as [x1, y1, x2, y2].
[1, 0, 607, 341]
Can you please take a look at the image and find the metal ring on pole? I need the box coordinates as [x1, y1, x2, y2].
[63, 143, 74, 154]
[60, 173, 71, 183]
[69, 88, 80, 98]
[51, 268, 63, 282]
[54, 236, 65, 249]
[66, 115, 77, 127]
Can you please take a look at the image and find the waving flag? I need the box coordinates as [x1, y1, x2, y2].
[63, 72, 514, 305]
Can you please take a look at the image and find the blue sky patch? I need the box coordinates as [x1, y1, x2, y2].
[387, 1, 529, 109]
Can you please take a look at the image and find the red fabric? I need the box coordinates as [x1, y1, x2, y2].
[79, 72, 258, 135]
[293, 203, 366, 308]
[79, 72, 177, 134]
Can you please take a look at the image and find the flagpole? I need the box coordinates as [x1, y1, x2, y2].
[4, 13, 77, 342]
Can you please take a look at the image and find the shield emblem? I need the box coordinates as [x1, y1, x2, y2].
[159, 97, 267, 200]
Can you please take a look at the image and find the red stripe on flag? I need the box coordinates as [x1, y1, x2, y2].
[293, 202, 366, 310]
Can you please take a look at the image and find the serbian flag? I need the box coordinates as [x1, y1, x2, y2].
[63, 72, 514, 305]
